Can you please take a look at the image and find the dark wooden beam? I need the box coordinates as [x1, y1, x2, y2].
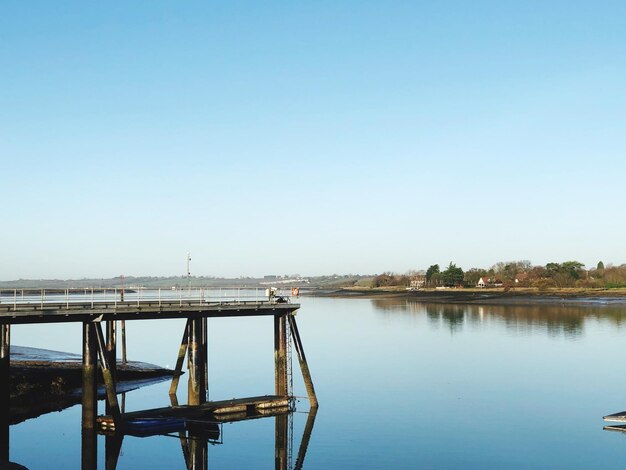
[274, 315, 288, 397]
[82, 322, 98, 470]
[188, 318, 206, 406]
[288, 315, 318, 407]
[0, 324, 9, 462]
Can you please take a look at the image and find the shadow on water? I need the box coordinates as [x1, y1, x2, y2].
[371, 299, 626, 338]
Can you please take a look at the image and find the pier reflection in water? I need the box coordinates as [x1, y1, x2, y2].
[79, 405, 317, 470]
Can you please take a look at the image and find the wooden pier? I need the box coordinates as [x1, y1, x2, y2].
[0, 289, 318, 469]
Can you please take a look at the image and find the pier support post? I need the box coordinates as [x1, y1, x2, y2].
[169, 319, 190, 402]
[274, 314, 288, 397]
[0, 324, 10, 462]
[188, 431, 208, 470]
[202, 316, 208, 399]
[82, 322, 98, 470]
[105, 321, 117, 416]
[170, 319, 191, 406]
[275, 413, 288, 470]
[188, 318, 206, 406]
[95, 323, 121, 426]
[287, 315, 318, 408]
[120, 320, 127, 366]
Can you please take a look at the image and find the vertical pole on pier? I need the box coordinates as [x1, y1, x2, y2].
[287, 314, 318, 408]
[121, 320, 127, 367]
[274, 314, 288, 397]
[202, 316, 208, 399]
[188, 317, 206, 406]
[105, 321, 117, 416]
[275, 413, 288, 470]
[82, 322, 98, 470]
[0, 324, 10, 462]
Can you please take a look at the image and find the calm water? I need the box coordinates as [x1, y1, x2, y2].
[8, 296, 626, 468]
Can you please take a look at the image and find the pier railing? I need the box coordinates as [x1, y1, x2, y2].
[0, 287, 295, 311]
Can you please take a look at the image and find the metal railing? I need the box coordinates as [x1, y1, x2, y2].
[0, 287, 297, 311]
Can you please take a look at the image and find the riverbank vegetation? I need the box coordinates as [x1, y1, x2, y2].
[371, 260, 626, 290]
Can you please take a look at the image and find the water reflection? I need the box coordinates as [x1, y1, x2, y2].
[425, 305, 465, 334]
[1, 385, 317, 469]
[371, 299, 626, 339]
[81, 406, 318, 469]
[8, 377, 169, 426]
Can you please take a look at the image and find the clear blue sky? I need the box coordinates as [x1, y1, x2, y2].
[1, 1, 625, 280]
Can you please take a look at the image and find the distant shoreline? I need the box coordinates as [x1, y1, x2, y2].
[304, 287, 626, 306]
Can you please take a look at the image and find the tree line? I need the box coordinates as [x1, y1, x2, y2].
[371, 260, 626, 289]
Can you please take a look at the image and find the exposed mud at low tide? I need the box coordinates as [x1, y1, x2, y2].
[307, 288, 626, 306]
[8, 346, 175, 424]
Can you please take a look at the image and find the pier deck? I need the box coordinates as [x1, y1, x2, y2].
[0, 300, 298, 324]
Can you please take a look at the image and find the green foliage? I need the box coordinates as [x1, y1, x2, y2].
[442, 262, 464, 287]
[597, 261, 605, 271]
[545, 261, 585, 287]
[426, 264, 440, 282]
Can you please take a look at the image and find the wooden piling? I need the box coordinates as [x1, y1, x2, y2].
[202, 316, 208, 398]
[188, 427, 208, 470]
[105, 321, 117, 416]
[0, 324, 9, 462]
[274, 315, 288, 397]
[169, 319, 190, 399]
[188, 318, 206, 406]
[82, 322, 98, 470]
[95, 322, 121, 426]
[120, 320, 127, 366]
[275, 412, 288, 470]
[287, 315, 318, 407]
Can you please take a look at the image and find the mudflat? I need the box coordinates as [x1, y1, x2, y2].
[8, 346, 174, 424]
[306, 287, 626, 306]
